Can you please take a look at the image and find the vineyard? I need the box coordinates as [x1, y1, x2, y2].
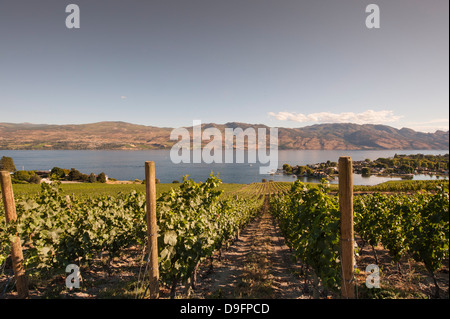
[0, 174, 265, 298]
[270, 180, 449, 298]
[0, 173, 449, 299]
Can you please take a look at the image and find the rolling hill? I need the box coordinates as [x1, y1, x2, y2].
[0, 121, 448, 150]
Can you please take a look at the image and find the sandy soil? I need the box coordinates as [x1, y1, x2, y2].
[191, 210, 310, 299]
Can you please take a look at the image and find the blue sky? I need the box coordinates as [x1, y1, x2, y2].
[0, 0, 448, 132]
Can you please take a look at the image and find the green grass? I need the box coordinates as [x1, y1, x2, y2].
[8, 179, 448, 199]
[10, 182, 246, 198]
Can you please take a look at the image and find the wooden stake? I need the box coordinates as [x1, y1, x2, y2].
[145, 161, 159, 298]
[338, 157, 355, 299]
[0, 171, 29, 299]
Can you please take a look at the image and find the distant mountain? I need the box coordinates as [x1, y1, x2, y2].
[276, 123, 449, 150]
[0, 121, 448, 150]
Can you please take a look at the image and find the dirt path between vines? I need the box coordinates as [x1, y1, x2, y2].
[191, 196, 311, 299]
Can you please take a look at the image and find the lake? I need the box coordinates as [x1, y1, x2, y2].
[0, 149, 448, 185]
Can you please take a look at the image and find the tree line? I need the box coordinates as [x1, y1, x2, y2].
[0, 156, 107, 184]
[50, 167, 107, 183]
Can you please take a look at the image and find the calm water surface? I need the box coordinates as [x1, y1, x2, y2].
[1, 149, 448, 185]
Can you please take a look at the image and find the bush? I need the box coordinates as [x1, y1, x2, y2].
[12, 170, 40, 184]
[97, 172, 107, 183]
[68, 168, 83, 181]
[29, 174, 42, 184]
[362, 167, 371, 176]
[88, 173, 97, 183]
[13, 170, 32, 181]
[50, 167, 66, 180]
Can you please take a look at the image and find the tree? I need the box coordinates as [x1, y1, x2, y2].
[361, 167, 371, 176]
[0, 156, 16, 172]
[282, 163, 293, 174]
[68, 168, 83, 181]
[88, 173, 97, 183]
[50, 167, 66, 180]
[400, 164, 414, 174]
[297, 166, 305, 176]
[97, 172, 107, 183]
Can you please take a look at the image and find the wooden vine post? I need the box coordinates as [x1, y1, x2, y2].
[145, 161, 159, 298]
[338, 157, 355, 299]
[0, 170, 29, 299]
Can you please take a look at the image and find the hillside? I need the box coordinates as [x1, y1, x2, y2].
[0, 121, 448, 150]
